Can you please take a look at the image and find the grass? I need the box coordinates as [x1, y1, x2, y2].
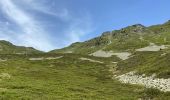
[0, 54, 169, 99]
[51, 20, 170, 55]
[116, 51, 170, 78]
[0, 40, 42, 54]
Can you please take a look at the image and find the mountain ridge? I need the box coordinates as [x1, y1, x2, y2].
[0, 21, 170, 99]
[1, 20, 170, 54]
[0, 40, 43, 54]
[50, 20, 170, 54]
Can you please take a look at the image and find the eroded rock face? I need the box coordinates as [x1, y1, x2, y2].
[116, 71, 170, 92]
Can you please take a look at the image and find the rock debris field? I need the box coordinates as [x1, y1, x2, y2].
[116, 71, 170, 92]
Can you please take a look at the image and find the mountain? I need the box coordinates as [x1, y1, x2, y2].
[0, 21, 170, 99]
[51, 20, 170, 54]
[50, 20, 170, 80]
[0, 40, 42, 54]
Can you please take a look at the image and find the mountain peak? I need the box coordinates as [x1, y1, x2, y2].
[131, 24, 145, 28]
[119, 24, 146, 34]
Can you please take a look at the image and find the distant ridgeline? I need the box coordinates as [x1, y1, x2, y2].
[0, 40, 42, 54]
[1, 20, 170, 55]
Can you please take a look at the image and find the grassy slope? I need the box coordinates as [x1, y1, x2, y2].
[51, 21, 170, 54]
[50, 21, 170, 80]
[116, 50, 170, 78]
[1, 21, 170, 99]
[0, 40, 42, 54]
[0, 54, 169, 100]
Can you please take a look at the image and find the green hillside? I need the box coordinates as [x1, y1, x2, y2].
[50, 20, 170, 79]
[51, 21, 170, 54]
[48, 21, 170, 99]
[116, 51, 170, 78]
[0, 40, 42, 54]
[0, 21, 170, 99]
[0, 54, 169, 100]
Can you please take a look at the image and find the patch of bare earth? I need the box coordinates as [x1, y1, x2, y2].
[29, 56, 63, 61]
[79, 57, 103, 63]
[90, 50, 131, 60]
[136, 43, 169, 51]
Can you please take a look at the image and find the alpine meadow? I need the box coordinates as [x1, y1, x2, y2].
[0, 0, 170, 100]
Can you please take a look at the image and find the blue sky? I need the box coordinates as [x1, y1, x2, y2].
[0, 0, 170, 51]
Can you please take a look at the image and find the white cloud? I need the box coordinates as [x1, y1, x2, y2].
[0, 0, 93, 51]
[16, 0, 70, 21]
[0, 0, 55, 51]
[65, 16, 93, 43]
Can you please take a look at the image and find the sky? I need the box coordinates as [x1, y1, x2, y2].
[0, 0, 170, 51]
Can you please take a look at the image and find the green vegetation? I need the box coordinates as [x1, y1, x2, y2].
[50, 20, 170, 80]
[1, 21, 170, 99]
[0, 40, 42, 54]
[51, 20, 170, 54]
[117, 51, 170, 78]
[0, 54, 169, 99]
